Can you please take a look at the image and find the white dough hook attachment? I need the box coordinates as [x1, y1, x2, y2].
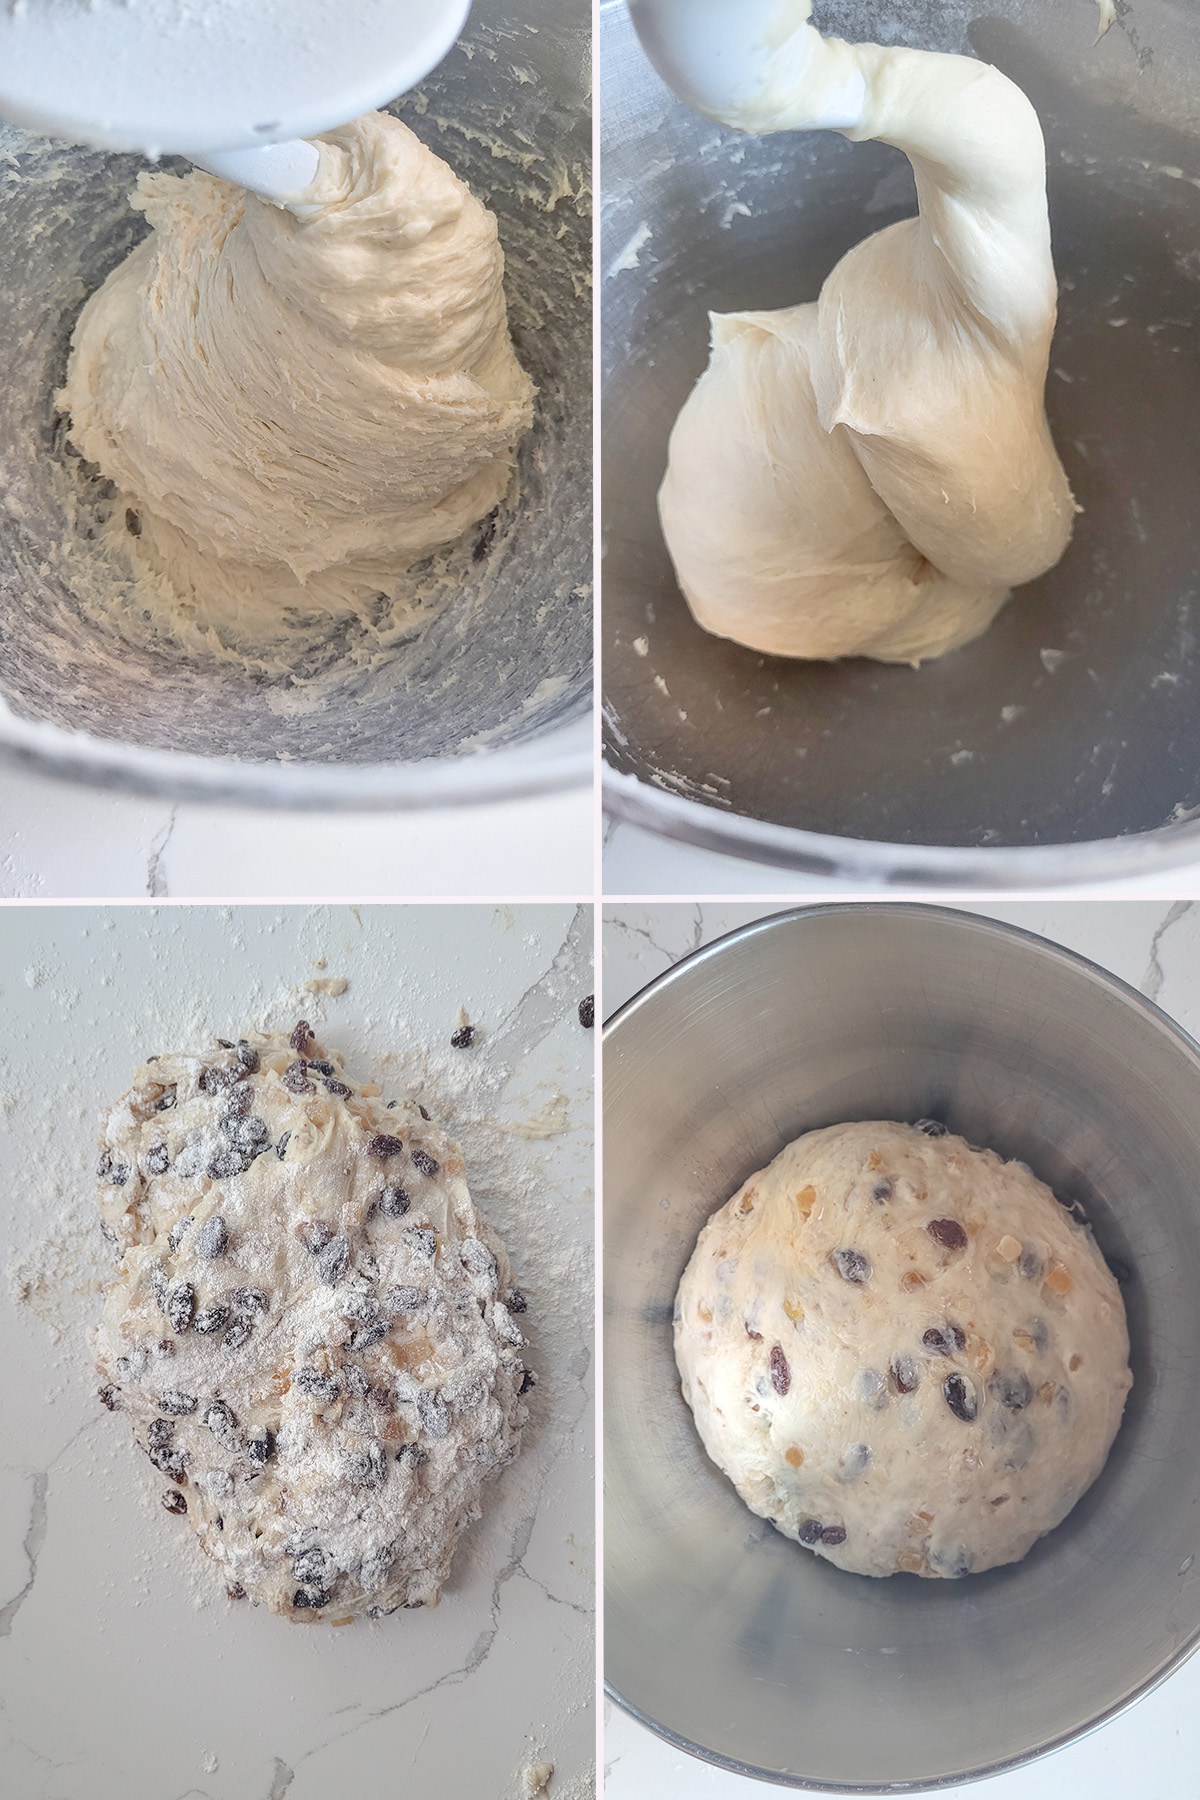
[0, 0, 472, 201]
[627, 0, 866, 133]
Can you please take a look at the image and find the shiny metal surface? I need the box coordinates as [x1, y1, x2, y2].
[602, 0, 1200, 880]
[604, 905, 1200, 1789]
[0, 0, 591, 809]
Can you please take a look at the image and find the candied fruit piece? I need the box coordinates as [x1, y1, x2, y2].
[900, 1271, 927, 1293]
[995, 1235, 1022, 1263]
[795, 1185, 817, 1217]
[784, 1446, 805, 1469]
[1045, 1263, 1073, 1296]
[782, 1298, 804, 1323]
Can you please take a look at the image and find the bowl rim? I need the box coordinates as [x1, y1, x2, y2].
[602, 899, 1200, 1792]
[603, 763, 1200, 890]
[0, 698, 592, 812]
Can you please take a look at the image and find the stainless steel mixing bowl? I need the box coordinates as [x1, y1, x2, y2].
[0, 0, 591, 809]
[602, 0, 1200, 882]
[605, 904, 1200, 1789]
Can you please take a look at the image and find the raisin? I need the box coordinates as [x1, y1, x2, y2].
[194, 1305, 230, 1335]
[245, 1429, 275, 1467]
[378, 1184, 410, 1219]
[147, 1417, 174, 1451]
[207, 1143, 253, 1180]
[153, 1086, 177, 1112]
[578, 995, 595, 1029]
[840, 1443, 871, 1479]
[1018, 1247, 1044, 1282]
[403, 1226, 436, 1260]
[943, 1373, 978, 1422]
[161, 1489, 187, 1514]
[231, 1286, 268, 1315]
[197, 1216, 229, 1259]
[369, 1133, 404, 1158]
[298, 1219, 336, 1255]
[418, 1106, 431, 1121]
[745, 1324, 762, 1341]
[450, 1026, 475, 1049]
[291, 1544, 332, 1586]
[167, 1216, 193, 1252]
[276, 1131, 291, 1160]
[344, 1440, 388, 1490]
[316, 1234, 350, 1286]
[989, 1369, 1034, 1411]
[518, 1369, 537, 1395]
[820, 1525, 847, 1546]
[461, 1239, 497, 1283]
[292, 1367, 340, 1404]
[927, 1218, 968, 1251]
[237, 1042, 260, 1073]
[345, 1365, 371, 1399]
[472, 507, 499, 561]
[306, 1059, 333, 1077]
[205, 1401, 239, 1448]
[386, 1285, 425, 1312]
[145, 1144, 170, 1176]
[293, 1588, 330, 1609]
[417, 1392, 451, 1438]
[507, 1289, 527, 1313]
[125, 506, 142, 536]
[889, 1355, 921, 1395]
[223, 1322, 252, 1355]
[872, 1179, 893, 1203]
[283, 1062, 314, 1095]
[914, 1118, 948, 1137]
[290, 1021, 314, 1053]
[923, 1323, 965, 1356]
[224, 1081, 253, 1118]
[98, 1385, 120, 1411]
[832, 1247, 871, 1285]
[148, 1445, 186, 1482]
[324, 1079, 351, 1096]
[97, 1150, 130, 1186]
[166, 1282, 195, 1334]
[769, 1345, 790, 1395]
[798, 1519, 824, 1545]
[226, 1114, 270, 1157]
[226, 1582, 247, 1600]
[411, 1148, 439, 1179]
[199, 1066, 234, 1094]
[159, 1389, 197, 1415]
[351, 1318, 390, 1352]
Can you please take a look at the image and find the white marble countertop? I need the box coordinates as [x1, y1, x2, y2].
[0, 762, 594, 900]
[0, 903, 595, 1800]
[602, 898, 1200, 1800]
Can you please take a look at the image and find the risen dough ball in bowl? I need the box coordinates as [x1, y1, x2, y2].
[675, 1120, 1131, 1579]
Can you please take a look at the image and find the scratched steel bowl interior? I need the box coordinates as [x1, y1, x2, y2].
[602, 0, 1200, 881]
[0, 0, 591, 809]
[605, 904, 1200, 1790]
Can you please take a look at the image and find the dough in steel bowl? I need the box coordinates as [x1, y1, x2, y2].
[94, 1025, 532, 1621]
[674, 1120, 1131, 1578]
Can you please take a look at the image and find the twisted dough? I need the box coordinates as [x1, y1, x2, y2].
[657, 5, 1075, 664]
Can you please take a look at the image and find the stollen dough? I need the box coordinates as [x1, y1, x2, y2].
[674, 1120, 1131, 1578]
[94, 1025, 532, 1621]
[657, 3, 1075, 664]
[59, 111, 534, 633]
